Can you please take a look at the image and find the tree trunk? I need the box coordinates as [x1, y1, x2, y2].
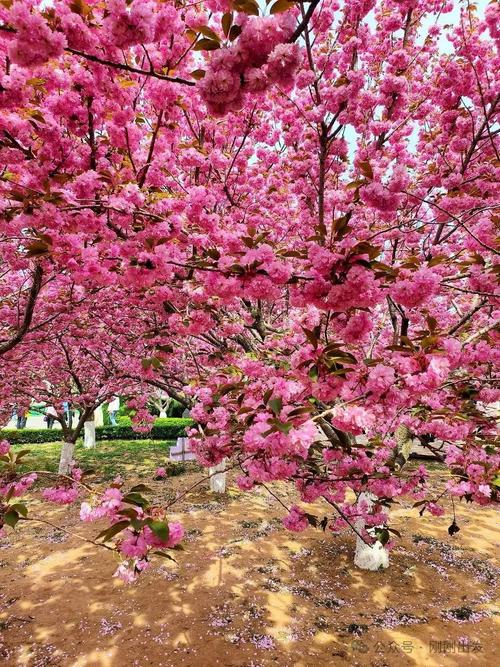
[83, 419, 96, 449]
[209, 459, 227, 494]
[354, 492, 389, 571]
[159, 409, 167, 418]
[59, 439, 76, 475]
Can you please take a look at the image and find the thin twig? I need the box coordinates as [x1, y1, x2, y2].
[323, 497, 371, 545]
[65, 48, 196, 86]
[22, 516, 115, 552]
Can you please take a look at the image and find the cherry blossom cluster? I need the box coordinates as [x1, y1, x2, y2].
[80, 482, 184, 583]
[444, 445, 499, 505]
[41, 466, 83, 505]
[200, 13, 301, 115]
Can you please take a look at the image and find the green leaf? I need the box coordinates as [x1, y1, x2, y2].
[359, 160, 373, 180]
[288, 405, 315, 418]
[4, 510, 19, 528]
[129, 484, 153, 493]
[195, 26, 220, 42]
[350, 242, 380, 260]
[262, 388, 273, 405]
[270, 0, 294, 14]
[268, 397, 282, 416]
[222, 12, 233, 37]
[270, 419, 293, 435]
[374, 528, 390, 546]
[194, 38, 221, 51]
[122, 492, 149, 508]
[148, 520, 170, 543]
[12, 449, 31, 463]
[190, 69, 206, 80]
[302, 326, 320, 349]
[308, 364, 319, 381]
[95, 520, 130, 542]
[228, 24, 242, 41]
[10, 503, 28, 518]
[130, 519, 145, 531]
[117, 507, 139, 520]
[25, 240, 50, 258]
[153, 550, 177, 562]
[157, 343, 174, 353]
[232, 0, 259, 16]
[332, 214, 352, 240]
[428, 255, 447, 267]
[150, 356, 162, 369]
[387, 527, 401, 538]
[26, 77, 46, 87]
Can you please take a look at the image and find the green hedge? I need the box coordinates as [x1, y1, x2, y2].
[0, 418, 193, 445]
[97, 418, 193, 442]
[0, 429, 64, 445]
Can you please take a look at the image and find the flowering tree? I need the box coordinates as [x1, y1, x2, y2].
[0, 0, 498, 577]
[0, 284, 145, 470]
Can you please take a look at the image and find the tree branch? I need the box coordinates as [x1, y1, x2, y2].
[66, 48, 196, 86]
[0, 264, 43, 355]
[289, 0, 321, 43]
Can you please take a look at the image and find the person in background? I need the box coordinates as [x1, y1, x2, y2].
[108, 396, 120, 426]
[17, 411, 28, 429]
[63, 401, 73, 429]
[45, 405, 57, 429]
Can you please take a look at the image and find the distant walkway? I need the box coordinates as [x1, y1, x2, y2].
[4, 414, 62, 430]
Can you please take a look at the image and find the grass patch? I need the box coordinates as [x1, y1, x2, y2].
[11, 439, 175, 481]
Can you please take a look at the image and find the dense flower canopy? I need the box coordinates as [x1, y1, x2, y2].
[0, 0, 498, 579]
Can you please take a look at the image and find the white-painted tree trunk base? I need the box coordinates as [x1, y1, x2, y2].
[209, 459, 227, 493]
[94, 405, 104, 427]
[59, 440, 75, 475]
[354, 537, 390, 570]
[159, 410, 167, 418]
[354, 492, 390, 571]
[83, 421, 96, 449]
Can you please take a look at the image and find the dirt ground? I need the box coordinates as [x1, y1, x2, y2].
[0, 467, 498, 667]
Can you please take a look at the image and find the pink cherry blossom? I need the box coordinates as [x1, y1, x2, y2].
[282, 505, 309, 532]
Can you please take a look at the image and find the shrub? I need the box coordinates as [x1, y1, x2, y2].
[0, 428, 65, 445]
[0, 418, 193, 445]
[97, 418, 193, 442]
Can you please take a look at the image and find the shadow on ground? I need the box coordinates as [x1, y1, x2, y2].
[0, 467, 498, 666]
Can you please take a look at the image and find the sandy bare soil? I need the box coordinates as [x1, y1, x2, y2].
[0, 467, 498, 667]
